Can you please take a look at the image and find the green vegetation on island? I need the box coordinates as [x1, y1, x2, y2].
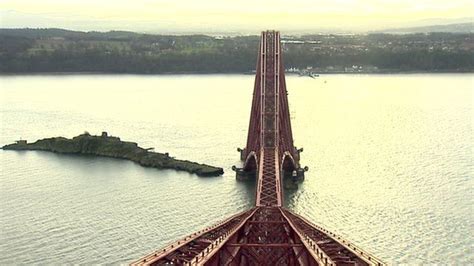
[2, 132, 224, 177]
[0, 28, 472, 74]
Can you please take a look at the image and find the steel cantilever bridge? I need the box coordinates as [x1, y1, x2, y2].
[132, 31, 384, 266]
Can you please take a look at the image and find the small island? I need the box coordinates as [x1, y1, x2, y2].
[2, 132, 224, 177]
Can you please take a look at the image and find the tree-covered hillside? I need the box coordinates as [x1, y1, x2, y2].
[0, 28, 472, 73]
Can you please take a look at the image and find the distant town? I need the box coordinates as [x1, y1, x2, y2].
[0, 28, 472, 74]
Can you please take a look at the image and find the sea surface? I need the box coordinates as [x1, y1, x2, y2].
[0, 74, 472, 264]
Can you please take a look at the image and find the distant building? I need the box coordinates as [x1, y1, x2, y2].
[16, 140, 27, 145]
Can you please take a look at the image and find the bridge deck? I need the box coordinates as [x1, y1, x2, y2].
[256, 148, 282, 206]
[255, 30, 283, 207]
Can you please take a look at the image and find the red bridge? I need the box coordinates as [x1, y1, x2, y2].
[132, 31, 384, 266]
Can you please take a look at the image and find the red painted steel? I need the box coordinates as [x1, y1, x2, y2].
[282, 210, 385, 265]
[132, 207, 384, 265]
[242, 31, 298, 172]
[255, 148, 282, 206]
[203, 207, 317, 265]
[248, 31, 286, 207]
[131, 208, 257, 265]
[132, 31, 384, 266]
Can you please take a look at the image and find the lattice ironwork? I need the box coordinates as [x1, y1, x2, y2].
[131, 208, 257, 265]
[132, 31, 385, 266]
[201, 207, 317, 266]
[242, 30, 299, 173]
[256, 148, 282, 207]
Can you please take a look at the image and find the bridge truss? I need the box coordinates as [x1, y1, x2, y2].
[132, 31, 384, 266]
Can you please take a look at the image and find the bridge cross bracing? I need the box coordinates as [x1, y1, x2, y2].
[131, 31, 384, 266]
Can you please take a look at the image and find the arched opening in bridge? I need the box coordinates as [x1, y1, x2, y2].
[244, 152, 258, 172]
[281, 152, 299, 190]
[233, 152, 258, 181]
[281, 152, 296, 173]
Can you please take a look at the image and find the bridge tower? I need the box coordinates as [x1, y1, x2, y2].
[132, 31, 384, 266]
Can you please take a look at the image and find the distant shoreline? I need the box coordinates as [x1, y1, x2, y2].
[2, 29, 472, 76]
[0, 70, 472, 76]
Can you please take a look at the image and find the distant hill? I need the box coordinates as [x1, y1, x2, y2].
[376, 22, 473, 34]
[0, 28, 472, 74]
[0, 28, 143, 39]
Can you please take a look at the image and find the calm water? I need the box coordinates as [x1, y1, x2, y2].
[0, 74, 472, 264]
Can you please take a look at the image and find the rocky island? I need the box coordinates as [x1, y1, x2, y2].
[2, 132, 224, 177]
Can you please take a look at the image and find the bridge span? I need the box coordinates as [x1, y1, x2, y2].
[132, 31, 384, 266]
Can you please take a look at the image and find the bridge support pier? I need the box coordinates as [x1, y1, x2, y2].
[237, 147, 246, 161]
[282, 167, 306, 189]
[232, 165, 256, 181]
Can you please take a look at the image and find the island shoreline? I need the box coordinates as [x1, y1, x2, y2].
[2, 132, 224, 177]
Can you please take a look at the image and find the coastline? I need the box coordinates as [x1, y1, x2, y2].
[2, 133, 224, 177]
[0, 70, 472, 76]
